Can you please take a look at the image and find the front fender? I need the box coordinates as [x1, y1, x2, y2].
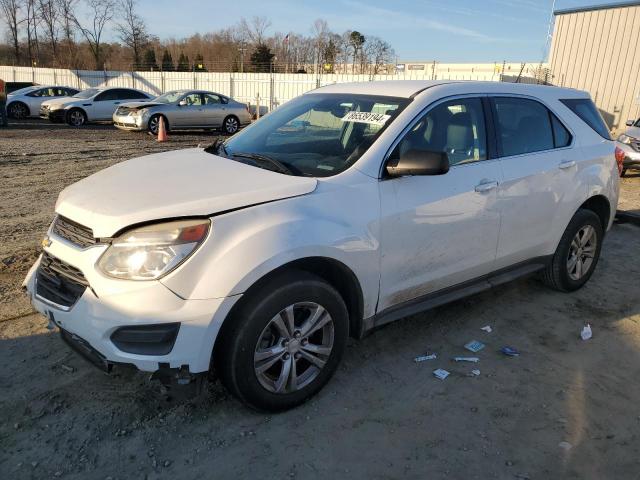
[160, 178, 381, 318]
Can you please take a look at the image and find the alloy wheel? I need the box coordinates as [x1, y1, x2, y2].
[149, 116, 159, 134]
[10, 103, 27, 119]
[567, 225, 597, 281]
[224, 117, 238, 134]
[69, 110, 85, 126]
[254, 302, 334, 394]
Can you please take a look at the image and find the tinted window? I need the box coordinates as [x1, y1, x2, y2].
[551, 115, 571, 147]
[560, 98, 611, 140]
[493, 97, 554, 156]
[119, 89, 148, 100]
[95, 90, 118, 101]
[203, 93, 222, 105]
[393, 97, 487, 166]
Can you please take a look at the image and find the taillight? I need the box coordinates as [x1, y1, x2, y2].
[614, 146, 625, 176]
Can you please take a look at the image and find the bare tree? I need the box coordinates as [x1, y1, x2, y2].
[115, 0, 150, 69]
[311, 18, 328, 72]
[56, 0, 76, 67]
[39, 0, 59, 64]
[365, 36, 393, 74]
[71, 0, 115, 69]
[0, 0, 21, 63]
[25, 0, 42, 65]
[240, 16, 271, 45]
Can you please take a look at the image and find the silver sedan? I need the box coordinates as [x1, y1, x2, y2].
[113, 90, 252, 135]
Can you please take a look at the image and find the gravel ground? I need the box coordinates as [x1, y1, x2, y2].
[1, 120, 640, 479]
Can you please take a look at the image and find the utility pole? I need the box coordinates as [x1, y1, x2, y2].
[239, 42, 246, 73]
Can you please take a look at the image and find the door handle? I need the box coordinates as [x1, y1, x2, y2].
[558, 160, 576, 169]
[475, 180, 498, 193]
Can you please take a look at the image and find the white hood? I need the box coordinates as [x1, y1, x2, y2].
[55, 148, 317, 237]
[42, 97, 76, 109]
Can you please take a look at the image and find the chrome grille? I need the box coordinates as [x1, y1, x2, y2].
[36, 252, 88, 309]
[52, 215, 96, 248]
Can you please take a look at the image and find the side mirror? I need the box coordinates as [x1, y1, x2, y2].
[626, 119, 635, 127]
[386, 149, 450, 177]
[178, 99, 187, 107]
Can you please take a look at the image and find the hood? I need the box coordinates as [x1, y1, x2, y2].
[42, 96, 76, 109]
[624, 125, 640, 140]
[55, 148, 317, 237]
[118, 101, 157, 109]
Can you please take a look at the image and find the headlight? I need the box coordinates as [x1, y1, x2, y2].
[617, 134, 634, 144]
[130, 109, 144, 117]
[97, 219, 210, 280]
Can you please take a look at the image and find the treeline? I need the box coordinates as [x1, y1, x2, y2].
[0, 0, 395, 73]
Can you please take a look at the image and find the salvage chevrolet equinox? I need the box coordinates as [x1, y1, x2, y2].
[24, 81, 620, 411]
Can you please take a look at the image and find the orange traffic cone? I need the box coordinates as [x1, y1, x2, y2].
[157, 116, 168, 142]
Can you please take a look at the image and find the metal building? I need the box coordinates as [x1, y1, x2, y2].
[549, 1, 640, 132]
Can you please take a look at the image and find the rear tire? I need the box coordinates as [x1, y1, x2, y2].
[66, 108, 87, 127]
[542, 209, 603, 292]
[216, 270, 348, 412]
[222, 115, 239, 135]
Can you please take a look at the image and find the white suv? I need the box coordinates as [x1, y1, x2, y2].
[24, 81, 619, 411]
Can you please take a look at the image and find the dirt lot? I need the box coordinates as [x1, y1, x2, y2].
[1, 120, 640, 480]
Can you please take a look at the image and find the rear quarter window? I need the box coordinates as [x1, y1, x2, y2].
[560, 98, 611, 140]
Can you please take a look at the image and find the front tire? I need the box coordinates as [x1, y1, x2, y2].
[216, 270, 349, 411]
[542, 209, 603, 292]
[148, 114, 167, 135]
[66, 108, 87, 127]
[222, 115, 239, 135]
[8, 102, 29, 119]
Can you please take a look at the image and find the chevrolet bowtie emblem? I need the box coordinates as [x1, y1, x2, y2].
[42, 235, 52, 248]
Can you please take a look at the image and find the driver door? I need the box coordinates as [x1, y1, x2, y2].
[173, 92, 204, 127]
[377, 96, 503, 311]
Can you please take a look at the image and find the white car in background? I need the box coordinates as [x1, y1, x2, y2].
[40, 87, 152, 126]
[24, 81, 619, 411]
[6, 85, 79, 119]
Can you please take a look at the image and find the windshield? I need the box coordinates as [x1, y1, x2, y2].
[73, 88, 100, 99]
[8, 86, 37, 96]
[154, 91, 187, 103]
[219, 93, 410, 177]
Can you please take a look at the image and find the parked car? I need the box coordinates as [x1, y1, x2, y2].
[616, 118, 640, 176]
[7, 85, 79, 119]
[40, 87, 152, 126]
[112, 89, 252, 135]
[5, 81, 37, 95]
[24, 81, 619, 411]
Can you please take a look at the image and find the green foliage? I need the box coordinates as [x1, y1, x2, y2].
[250, 44, 274, 73]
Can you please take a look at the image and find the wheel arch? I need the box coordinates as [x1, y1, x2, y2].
[212, 256, 365, 366]
[579, 194, 611, 232]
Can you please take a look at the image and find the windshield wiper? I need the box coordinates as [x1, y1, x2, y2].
[203, 138, 228, 157]
[230, 152, 295, 175]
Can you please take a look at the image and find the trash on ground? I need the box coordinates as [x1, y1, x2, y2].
[464, 340, 485, 353]
[453, 356, 480, 363]
[500, 346, 520, 356]
[558, 441, 573, 451]
[480, 325, 492, 333]
[581, 324, 593, 341]
[414, 353, 437, 363]
[433, 368, 450, 380]
[470, 369, 481, 377]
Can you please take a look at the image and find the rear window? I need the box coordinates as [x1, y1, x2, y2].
[560, 98, 611, 140]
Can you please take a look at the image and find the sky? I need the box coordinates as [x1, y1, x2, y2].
[4, 0, 634, 62]
[136, 0, 629, 62]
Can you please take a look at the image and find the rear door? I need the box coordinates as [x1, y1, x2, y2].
[490, 96, 581, 269]
[201, 93, 226, 126]
[378, 96, 503, 311]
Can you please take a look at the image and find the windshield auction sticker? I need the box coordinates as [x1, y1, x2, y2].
[341, 111, 391, 125]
